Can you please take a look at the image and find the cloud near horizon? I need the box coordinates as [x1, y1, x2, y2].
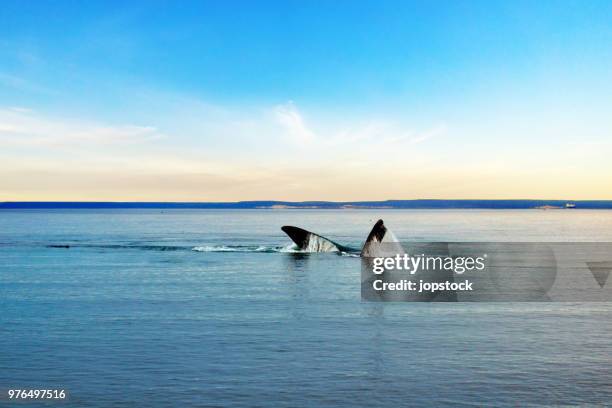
[0, 100, 610, 201]
[0, 101, 448, 201]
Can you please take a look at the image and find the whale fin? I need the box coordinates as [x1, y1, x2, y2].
[281, 226, 351, 252]
[281, 220, 403, 255]
[361, 219, 406, 257]
[363, 219, 387, 245]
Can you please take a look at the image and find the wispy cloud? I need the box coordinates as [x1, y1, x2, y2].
[273, 101, 316, 144]
[0, 101, 456, 200]
[0, 107, 164, 148]
[271, 101, 445, 152]
[325, 121, 447, 147]
[403, 124, 448, 145]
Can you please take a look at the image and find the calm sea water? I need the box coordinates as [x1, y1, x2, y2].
[1, 210, 611, 407]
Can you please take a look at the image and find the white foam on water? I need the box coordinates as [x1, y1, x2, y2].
[191, 243, 356, 256]
[192, 245, 255, 252]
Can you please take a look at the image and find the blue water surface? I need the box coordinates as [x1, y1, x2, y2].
[1, 210, 611, 407]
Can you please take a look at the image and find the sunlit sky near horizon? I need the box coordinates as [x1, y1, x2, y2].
[1, 0, 611, 201]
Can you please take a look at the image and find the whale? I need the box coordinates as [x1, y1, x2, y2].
[281, 219, 401, 256]
[281, 225, 355, 253]
[281, 221, 459, 301]
[360, 219, 405, 257]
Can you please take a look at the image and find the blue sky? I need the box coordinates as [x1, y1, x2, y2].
[1, 0, 611, 200]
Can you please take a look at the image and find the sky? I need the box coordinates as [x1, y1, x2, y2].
[1, 0, 611, 201]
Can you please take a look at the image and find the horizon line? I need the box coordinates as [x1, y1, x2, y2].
[2, 199, 612, 210]
[3, 199, 610, 204]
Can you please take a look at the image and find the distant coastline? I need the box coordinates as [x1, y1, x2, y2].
[2, 200, 612, 209]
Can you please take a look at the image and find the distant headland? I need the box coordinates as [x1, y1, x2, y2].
[2, 200, 612, 209]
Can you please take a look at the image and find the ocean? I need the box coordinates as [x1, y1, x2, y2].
[1, 209, 611, 407]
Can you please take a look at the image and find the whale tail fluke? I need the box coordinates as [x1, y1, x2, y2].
[281, 226, 311, 249]
[281, 225, 348, 252]
[363, 219, 387, 245]
[360, 219, 405, 257]
[281, 219, 403, 255]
